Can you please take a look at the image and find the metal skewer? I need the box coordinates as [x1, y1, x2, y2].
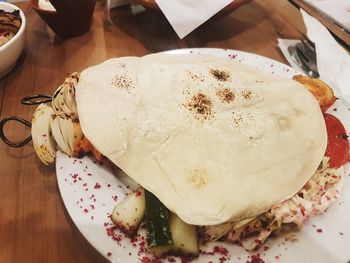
[0, 94, 52, 147]
[21, 94, 52, 105]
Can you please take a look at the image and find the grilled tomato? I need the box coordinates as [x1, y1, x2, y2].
[324, 113, 349, 168]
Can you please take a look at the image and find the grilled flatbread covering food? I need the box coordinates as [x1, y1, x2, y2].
[75, 54, 327, 226]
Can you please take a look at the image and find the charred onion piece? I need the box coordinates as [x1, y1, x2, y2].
[31, 104, 56, 165]
[293, 75, 336, 111]
[111, 188, 146, 236]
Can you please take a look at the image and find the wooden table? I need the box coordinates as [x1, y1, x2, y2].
[0, 1, 307, 262]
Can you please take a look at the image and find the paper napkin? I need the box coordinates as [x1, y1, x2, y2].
[277, 38, 304, 74]
[105, 0, 235, 39]
[278, 10, 350, 105]
[301, 10, 350, 104]
[155, 0, 233, 39]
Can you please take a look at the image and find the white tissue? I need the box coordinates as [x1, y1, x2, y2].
[301, 9, 350, 103]
[155, 0, 233, 39]
[38, 0, 56, 11]
[277, 38, 303, 74]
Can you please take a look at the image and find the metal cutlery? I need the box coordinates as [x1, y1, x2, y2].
[0, 94, 52, 148]
[288, 36, 319, 78]
[288, 36, 350, 109]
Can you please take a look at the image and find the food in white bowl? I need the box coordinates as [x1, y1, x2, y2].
[0, 9, 21, 47]
[28, 54, 349, 260]
[0, 2, 26, 78]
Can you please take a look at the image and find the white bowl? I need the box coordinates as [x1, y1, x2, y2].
[0, 2, 26, 78]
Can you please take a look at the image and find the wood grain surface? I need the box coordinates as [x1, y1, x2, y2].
[0, 1, 307, 262]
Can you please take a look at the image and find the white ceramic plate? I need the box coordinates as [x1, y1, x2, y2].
[56, 48, 350, 263]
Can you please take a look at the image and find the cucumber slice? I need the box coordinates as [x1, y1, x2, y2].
[111, 188, 146, 235]
[145, 190, 173, 248]
[169, 213, 199, 257]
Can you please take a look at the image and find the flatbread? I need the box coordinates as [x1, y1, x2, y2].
[76, 54, 327, 225]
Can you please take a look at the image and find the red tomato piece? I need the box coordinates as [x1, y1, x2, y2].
[323, 113, 349, 168]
